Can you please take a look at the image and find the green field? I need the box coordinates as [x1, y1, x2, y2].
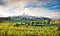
[0, 22, 60, 36]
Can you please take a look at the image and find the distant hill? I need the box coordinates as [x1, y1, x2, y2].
[0, 14, 52, 22]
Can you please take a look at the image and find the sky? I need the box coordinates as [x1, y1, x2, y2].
[0, 0, 60, 19]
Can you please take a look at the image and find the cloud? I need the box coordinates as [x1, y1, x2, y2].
[0, 0, 58, 10]
[0, 6, 17, 17]
[0, 0, 6, 6]
[1, 0, 57, 8]
[0, 0, 60, 19]
[51, 5, 58, 8]
[14, 8, 60, 18]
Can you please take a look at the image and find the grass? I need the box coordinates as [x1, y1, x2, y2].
[0, 22, 60, 36]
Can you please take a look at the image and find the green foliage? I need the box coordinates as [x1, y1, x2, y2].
[14, 23, 20, 27]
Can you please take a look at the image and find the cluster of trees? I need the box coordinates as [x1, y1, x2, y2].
[0, 17, 11, 22]
[14, 20, 51, 27]
[14, 19, 60, 27]
[0, 17, 60, 26]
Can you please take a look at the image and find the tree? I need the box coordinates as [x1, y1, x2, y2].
[14, 23, 20, 27]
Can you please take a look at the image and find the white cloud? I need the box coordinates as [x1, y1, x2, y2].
[0, 5, 60, 18]
[0, 0, 60, 19]
[0, 6, 16, 17]
[2, 0, 57, 8]
[14, 8, 60, 18]
[51, 5, 58, 8]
